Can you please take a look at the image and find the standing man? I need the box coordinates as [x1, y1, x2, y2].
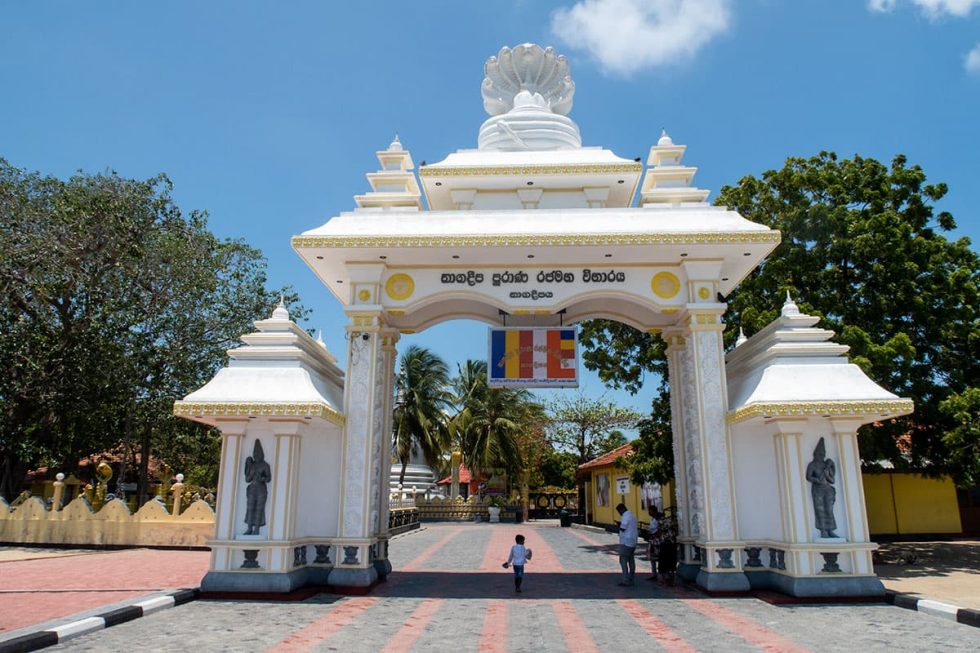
[616, 503, 637, 586]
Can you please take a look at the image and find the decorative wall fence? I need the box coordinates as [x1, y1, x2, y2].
[1, 481, 536, 549]
[388, 504, 420, 535]
[398, 494, 521, 522]
[1, 477, 424, 548]
[0, 475, 214, 547]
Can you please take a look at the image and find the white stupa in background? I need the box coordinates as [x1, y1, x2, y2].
[389, 447, 442, 499]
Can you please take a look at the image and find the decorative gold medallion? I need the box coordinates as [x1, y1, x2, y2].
[385, 274, 415, 301]
[357, 289, 371, 302]
[651, 272, 681, 299]
[698, 287, 711, 300]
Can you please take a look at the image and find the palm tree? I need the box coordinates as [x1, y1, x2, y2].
[393, 346, 453, 486]
[451, 360, 542, 488]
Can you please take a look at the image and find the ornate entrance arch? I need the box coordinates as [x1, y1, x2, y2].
[177, 44, 910, 597]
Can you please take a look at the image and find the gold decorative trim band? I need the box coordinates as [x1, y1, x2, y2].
[293, 231, 781, 249]
[173, 401, 346, 426]
[418, 163, 643, 178]
[727, 399, 914, 424]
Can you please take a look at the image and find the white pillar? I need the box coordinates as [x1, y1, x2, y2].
[331, 311, 395, 587]
[674, 306, 749, 591]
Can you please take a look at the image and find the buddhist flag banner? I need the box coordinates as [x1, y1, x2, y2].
[488, 327, 578, 388]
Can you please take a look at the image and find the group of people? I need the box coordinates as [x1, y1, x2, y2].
[616, 502, 677, 587]
[500, 503, 678, 592]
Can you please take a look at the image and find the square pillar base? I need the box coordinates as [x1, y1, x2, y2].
[745, 570, 885, 598]
[696, 569, 751, 593]
[328, 565, 379, 589]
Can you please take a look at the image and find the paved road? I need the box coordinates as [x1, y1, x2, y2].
[0, 548, 209, 636]
[38, 523, 979, 652]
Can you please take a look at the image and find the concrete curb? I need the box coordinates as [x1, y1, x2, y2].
[884, 589, 980, 628]
[0, 588, 199, 653]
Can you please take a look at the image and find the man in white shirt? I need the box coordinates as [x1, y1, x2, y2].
[616, 503, 638, 586]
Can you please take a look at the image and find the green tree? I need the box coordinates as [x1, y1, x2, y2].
[547, 394, 641, 464]
[579, 152, 979, 484]
[546, 393, 641, 511]
[0, 159, 302, 500]
[536, 448, 579, 489]
[939, 388, 980, 487]
[718, 153, 978, 478]
[393, 346, 453, 485]
[451, 359, 541, 485]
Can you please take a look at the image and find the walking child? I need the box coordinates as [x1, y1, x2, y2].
[502, 534, 532, 592]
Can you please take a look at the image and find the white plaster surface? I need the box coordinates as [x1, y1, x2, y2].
[183, 367, 343, 408]
[730, 431, 781, 541]
[729, 364, 902, 409]
[302, 206, 770, 238]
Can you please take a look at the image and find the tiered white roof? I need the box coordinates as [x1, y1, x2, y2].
[726, 294, 913, 422]
[174, 302, 345, 425]
[639, 130, 711, 207]
[354, 135, 423, 211]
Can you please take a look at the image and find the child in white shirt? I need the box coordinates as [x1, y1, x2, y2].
[502, 533, 532, 592]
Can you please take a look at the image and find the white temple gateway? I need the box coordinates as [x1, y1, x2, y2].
[175, 44, 912, 596]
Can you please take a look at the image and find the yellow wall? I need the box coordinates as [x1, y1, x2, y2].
[862, 473, 962, 535]
[586, 465, 961, 536]
[588, 465, 672, 532]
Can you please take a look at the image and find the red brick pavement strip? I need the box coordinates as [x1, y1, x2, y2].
[480, 524, 524, 572]
[685, 598, 811, 653]
[378, 598, 443, 653]
[617, 599, 698, 653]
[264, 597, 377, 653]
[401, 528, 464, 572]
[552, 600, 600, 653]
[478, 599, 508, 653]
[520, 526, 565, 574]
[0, 549, 209, 633]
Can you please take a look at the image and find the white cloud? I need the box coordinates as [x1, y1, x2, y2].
[868, 0, 898, 11]
[550, 0, 731, 76]
[867, 0, 980, 18]
[966, 43, 980, 73]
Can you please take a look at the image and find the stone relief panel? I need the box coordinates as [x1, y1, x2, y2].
[343, 546, 359, 565]
[314, 544, 331, 564]
[343, 336, 372, 536]
[368, 339, 386, 535]
[695, 330, 735, 541]
[665, 352, 689, 540]
[679, 345, 705, 540]
[241, 550, 259, 569]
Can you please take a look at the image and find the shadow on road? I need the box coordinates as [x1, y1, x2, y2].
[874, 540, 980, 580]
[374, 571, 699, 600]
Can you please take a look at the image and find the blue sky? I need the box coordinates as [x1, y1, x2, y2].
[2, 1, 978, 416]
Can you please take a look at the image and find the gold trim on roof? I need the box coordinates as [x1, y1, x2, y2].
[726, 399, 914, 424]
[418, 163, 643, 178]
[173, 401, 346, 426]
[293, 231, 781, 249]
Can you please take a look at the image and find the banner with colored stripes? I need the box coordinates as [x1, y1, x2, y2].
[488, 327, 578, 388]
